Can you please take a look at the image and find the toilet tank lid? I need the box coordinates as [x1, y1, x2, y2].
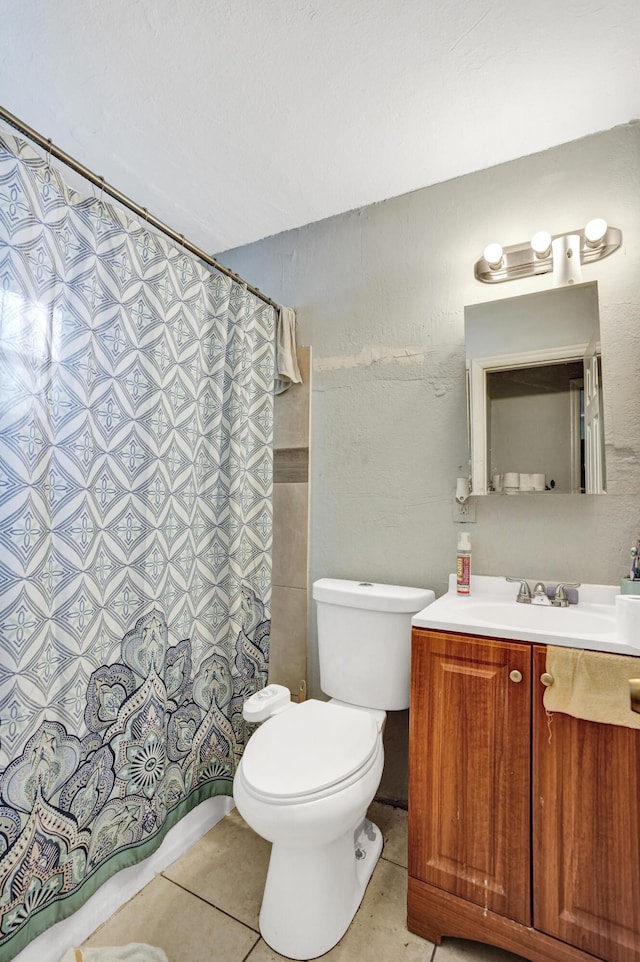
[312, 578, 435, 613]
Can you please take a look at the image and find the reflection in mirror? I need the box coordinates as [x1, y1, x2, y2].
[465, 282, 605, 496]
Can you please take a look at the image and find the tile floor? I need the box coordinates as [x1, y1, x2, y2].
[84, 802, 528, 962]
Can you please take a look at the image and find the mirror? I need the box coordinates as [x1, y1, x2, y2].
[465, 281, 605, 495]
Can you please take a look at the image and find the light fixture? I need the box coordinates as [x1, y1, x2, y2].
[584, 217, 608, 246]
[483, 242, 503, 269]
[475, 220, 621, 284]
[530, 230, 551, 258]
[551, 234, 582, 287]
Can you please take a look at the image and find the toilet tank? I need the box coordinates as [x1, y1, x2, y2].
[312, 579, 435, 711]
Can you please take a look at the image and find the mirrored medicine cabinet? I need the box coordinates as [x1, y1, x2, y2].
[465, 281, 605, 496]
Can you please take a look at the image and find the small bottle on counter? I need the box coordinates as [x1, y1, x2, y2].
[457, 531, 471, 595]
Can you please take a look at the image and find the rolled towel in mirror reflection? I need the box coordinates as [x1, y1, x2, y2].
[503, 472, 519, 494]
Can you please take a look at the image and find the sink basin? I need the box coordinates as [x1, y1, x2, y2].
[411, 575, 630, 654]
[461, 601, 615, 636]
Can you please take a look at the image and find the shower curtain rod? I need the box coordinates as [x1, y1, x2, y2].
[0, 105, 279, 310]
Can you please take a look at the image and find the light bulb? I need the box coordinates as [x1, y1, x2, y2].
[584, 218, 607, 246]
[531, 230, 551, 257]
[483, 242, 503, 269]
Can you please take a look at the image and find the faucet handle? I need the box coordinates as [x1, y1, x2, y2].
[506, 577, 532, 603]
[553, 582, 581, 607]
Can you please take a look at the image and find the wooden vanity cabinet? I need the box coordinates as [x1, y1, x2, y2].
[408, 630, 531, 922]
[532, 647, 640, 960]
[408, 628, 640, 962]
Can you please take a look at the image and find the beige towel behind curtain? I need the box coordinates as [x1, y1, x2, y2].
[275, 306, 302, 395]
[544, 645, 640, 729]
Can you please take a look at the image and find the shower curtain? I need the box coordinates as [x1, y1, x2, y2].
[0, 129, 275, 960]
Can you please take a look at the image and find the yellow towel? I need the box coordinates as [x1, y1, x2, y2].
[544, 645, 640, 729]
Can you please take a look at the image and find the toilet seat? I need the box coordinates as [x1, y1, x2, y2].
[240, 699, 379, 801]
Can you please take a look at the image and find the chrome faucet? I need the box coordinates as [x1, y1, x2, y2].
[506, 577, 532, 604]
[551, 582, 581, 607]
[506, 577, 581, 606]
[532, 582, 551, 605]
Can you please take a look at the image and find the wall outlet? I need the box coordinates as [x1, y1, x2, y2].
[453, 498, 476, 522]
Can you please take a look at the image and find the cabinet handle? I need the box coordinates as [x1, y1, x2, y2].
[509, 669, 523, 683]
[540, 672, 554, 687]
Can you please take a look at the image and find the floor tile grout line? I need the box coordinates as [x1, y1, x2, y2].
[240, 934, 263, 962]
[379, 852, 408, 869]
[159, 872, 262, 935]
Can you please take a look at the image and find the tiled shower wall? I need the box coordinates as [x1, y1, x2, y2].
[269, 346, 311, 700]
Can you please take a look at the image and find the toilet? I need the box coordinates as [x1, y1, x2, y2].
[233, 578, 434, 959]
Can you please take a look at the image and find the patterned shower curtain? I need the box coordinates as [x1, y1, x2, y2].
[0, 129, 275, 960]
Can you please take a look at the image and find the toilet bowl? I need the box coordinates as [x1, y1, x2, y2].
[233, 579, 435, 960]
[234, 699, 385, 959]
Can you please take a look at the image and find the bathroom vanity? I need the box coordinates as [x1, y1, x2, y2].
[407, 579, 640, 962]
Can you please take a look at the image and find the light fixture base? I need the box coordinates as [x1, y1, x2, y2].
[474, 226, 621, 284]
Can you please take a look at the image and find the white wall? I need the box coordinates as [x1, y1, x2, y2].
[220, 124, 640, 796]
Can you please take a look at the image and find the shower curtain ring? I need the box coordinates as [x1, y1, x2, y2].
[94, 175, 105, 219]
[45, 138, 52, 182]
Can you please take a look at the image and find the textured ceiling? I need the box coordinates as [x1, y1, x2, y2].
[1, 0, 639, 254]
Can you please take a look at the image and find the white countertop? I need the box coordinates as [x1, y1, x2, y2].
[412, 574, 640, 657]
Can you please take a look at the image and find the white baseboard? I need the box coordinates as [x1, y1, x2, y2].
[13, 795, 235, 962]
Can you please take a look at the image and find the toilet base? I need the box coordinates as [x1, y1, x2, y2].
[259, 817, 383, 960]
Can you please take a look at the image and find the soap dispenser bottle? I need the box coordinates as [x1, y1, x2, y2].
[457, 531, 471, 595]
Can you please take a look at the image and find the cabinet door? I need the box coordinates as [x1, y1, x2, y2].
[533, 646, 640, 962]
[409, 629, 531, 924]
